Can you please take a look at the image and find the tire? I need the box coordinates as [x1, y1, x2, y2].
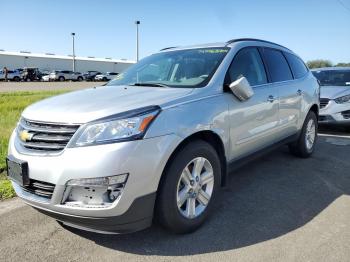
[58, 76, 65, 81]
[289, 111, 318, 158]
[13, 76, 20, 82]
[77, 76, 83, 81]
[156, 140, 221, 234]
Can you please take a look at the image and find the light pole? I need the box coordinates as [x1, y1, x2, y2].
[71, 32, 76, 72]
[135, 21, 140, 62]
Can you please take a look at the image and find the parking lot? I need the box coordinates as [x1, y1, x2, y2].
[1, 130, 349, 262]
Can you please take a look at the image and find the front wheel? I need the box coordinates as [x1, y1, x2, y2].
[289, 111, 318, 158]
[156, 140, 221, 234]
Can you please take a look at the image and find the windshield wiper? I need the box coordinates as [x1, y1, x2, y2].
[129, 82, 169, 88]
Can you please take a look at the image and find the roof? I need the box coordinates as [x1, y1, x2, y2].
[311, 67, 350, 71]
[0, 50, 135, 64]
[159, 38, 291, 53]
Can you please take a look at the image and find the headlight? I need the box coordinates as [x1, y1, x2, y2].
[334, 94, 350, 104]
[70, 106, 160, 147]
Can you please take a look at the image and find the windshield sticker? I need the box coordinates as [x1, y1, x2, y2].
[198, 49, 228, 54]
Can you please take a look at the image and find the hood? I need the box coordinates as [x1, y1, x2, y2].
[22, 85, 194, 123]
[320, 86, 350, 99]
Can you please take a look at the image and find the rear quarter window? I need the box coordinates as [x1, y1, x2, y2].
[263, 48, 293, 83]
[284, 53, 308, 79]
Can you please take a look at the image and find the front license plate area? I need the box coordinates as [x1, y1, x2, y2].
[6, 156, 29, 187]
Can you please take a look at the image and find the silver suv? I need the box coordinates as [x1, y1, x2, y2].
[49, 70, 84, 81]
[7, 39, 320, 234]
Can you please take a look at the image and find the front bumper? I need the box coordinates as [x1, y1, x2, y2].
[32, 192, 156, 234]
[8, 131, 181, 232]
[319, 100, 350, 125]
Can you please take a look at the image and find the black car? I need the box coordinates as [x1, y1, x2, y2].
[21, 67, 43, 81]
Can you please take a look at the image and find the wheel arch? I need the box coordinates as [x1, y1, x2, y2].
[159, 130, 228, 189]
[309, 104, 319, 120]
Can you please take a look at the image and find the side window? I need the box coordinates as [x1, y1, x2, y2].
[226, 48, 267, 86]
[263, 48, 293, 82]
[284, 52, 308, 79]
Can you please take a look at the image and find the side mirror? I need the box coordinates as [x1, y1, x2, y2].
[229, 77, 254, 101]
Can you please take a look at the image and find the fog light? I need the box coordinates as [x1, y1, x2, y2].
[63, 173, 129, 208]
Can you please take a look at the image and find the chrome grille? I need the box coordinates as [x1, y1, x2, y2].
[17, 118, 80, 152]
[341, 110, 350, 119]
[22, 179, 55, 198]
[320, 98, 330, 109]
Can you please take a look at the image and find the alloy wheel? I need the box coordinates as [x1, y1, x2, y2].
[176, 157, 214, 219]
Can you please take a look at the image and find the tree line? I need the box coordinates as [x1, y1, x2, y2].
[306, 59, 350, 69]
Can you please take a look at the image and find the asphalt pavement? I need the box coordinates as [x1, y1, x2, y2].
[0, 81, 105, 92]
[1, 131, 350, 262]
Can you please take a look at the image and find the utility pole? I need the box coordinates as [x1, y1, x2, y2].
[71, 32, 76, 72]
[135, 21, 140, 62]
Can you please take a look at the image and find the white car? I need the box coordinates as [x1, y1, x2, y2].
[312, 67, 350, 126]
[95, 72, 119, 81]
[49, 70, 84, 81]
[41, 75, 50, 82]
[0, 69, 21, 81]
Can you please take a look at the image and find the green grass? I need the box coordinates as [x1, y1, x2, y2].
[0, 90, 70, 200]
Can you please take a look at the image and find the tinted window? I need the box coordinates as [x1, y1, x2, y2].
[285, 53, 308, 79]
[263, 49, 293, 82]
[226, 48, 267, 86]
[312, 70, 350, 86]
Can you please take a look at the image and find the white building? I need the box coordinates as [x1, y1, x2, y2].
[0, 50, 135, 73]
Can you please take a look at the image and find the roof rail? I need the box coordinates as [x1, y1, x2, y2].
[226, 38, 290, 50]
[160, 46, 178, 51]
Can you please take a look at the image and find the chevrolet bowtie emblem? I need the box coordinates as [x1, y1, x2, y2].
[19, 130, 34, 142]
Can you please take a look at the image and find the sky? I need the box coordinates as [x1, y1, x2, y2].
[1, 0, 350, 63]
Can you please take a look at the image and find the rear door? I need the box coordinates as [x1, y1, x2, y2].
[261, 48, 301, 137]
[226, 47, 280, 159]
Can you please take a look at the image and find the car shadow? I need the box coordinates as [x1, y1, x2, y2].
[64, 137, 350, 256]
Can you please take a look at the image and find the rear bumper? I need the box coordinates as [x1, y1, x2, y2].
[30, 192, 156, 234]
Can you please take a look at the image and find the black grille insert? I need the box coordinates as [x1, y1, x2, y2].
[22, 179, 55, 199]
[320, 98, 330, 109]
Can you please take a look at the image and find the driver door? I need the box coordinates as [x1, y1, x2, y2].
[226, 47, 280, 160]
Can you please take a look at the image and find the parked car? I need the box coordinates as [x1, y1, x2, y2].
[95, 72, 119, 81]
[49, 70, 83, 81]
[21, 67, 42, 81]
[40, 70, 51, 82]
[312, 67, 350, 126]
[71, 72, 84, 81]
[83, 71, 101, 81]
[41, 75, 50, 82]
[0, 69, 21, 81]
[7, 38, 319, 234]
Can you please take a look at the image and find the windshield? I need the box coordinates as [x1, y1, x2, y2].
[107, 47, 230, 88]
[312, 70, 350, 86]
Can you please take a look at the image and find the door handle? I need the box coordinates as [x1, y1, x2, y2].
[267, 95, 275, 103]
[297, 89, 302, 96]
